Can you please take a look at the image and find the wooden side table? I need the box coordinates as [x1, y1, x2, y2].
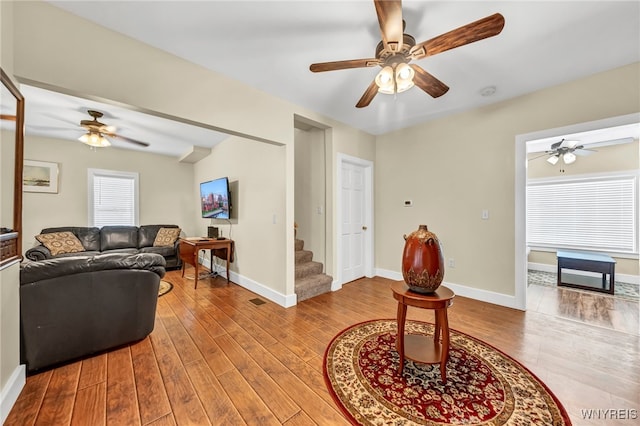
[391, 281, 455, 383]
[179, 238, 233, 289]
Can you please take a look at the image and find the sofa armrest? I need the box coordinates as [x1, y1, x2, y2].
[25, 245, 52, 261]
[20, 252, 166, 284]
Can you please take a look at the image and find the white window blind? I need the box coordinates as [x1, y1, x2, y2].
[527, 174, 637, 254]
[88, 169, 139, 227]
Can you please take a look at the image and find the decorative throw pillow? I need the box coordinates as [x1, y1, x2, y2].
[153, 227, 181, 247]
[35, 231, 85, 256]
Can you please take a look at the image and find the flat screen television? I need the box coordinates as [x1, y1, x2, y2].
[200, 177, 231, 219]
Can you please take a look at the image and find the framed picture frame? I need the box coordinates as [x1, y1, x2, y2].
[23, 160, 59, 193]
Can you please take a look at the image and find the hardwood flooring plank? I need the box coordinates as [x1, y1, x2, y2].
[243, 336, 349, 425]
[106, 347, 141, 425]
[130, 337, 172, 424]
[2, 370, 52, 426]
[184, 359, 247, 425]
[34, 361, 81, 426]
[216, 369, 281, 425]
[145, 412, 177, 426]
[77, 354, 107, 390]
[149, 314, 211, 425]
[214, 334, 301, 423]
[70, 382, 106, 426]
[161, 288, 235, 375]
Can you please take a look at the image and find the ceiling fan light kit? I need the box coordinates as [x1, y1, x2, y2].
[79, 131, 111, 148]
[309, 0, 505, 108]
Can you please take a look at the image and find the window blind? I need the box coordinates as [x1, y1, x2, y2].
[89, 169, 138, 227]
[527, 175, 637, 254]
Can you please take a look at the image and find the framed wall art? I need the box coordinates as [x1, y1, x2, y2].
[23, 160, 59, 193]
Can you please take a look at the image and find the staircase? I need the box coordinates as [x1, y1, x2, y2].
[295, 238, 333, 302]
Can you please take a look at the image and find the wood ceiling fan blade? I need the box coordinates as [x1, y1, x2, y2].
[410, 65, 449, 98]
[374, 0, 404, 52]
[106, 133, 150, 147]
[356, 80, 379, 108]
[310, 58, 381, 73]
[410, 13, 505, 60]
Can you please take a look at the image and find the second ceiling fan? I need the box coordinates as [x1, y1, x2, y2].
[310, 0, 505, 108]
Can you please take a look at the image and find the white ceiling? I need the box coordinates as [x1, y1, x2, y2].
[21, 1, 640, 157]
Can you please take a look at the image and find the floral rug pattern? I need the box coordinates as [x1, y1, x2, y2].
[324, 319, 571, 425]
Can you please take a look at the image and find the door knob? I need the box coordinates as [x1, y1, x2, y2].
[362, 226, 368, 230]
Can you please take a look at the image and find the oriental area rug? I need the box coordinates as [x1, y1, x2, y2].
[158, 280, 173, 297]
[324, 319, 571, 425]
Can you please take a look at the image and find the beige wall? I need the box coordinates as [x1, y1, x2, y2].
[22, 135, 196, 252]
[193, 136, 286, 294]
[294, 128, 326, 266]
[527, 141, 639, 276]
[376, 63, 640, 297]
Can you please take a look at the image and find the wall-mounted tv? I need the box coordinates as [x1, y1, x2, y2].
[200, 177, 231, 220]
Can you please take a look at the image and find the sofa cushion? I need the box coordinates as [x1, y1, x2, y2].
[102, 248, 139, 256]
[140, 246, 175, 257]
[100, 226, 139, 251]
[153, 227, 181, 247]
[41, 226, 101, 251]
[35, 231, 86, 256]
[139, 224, 180, 248]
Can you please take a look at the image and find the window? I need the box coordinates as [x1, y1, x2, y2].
[527, 172, 638, 254]
[88, 169, 139, 227]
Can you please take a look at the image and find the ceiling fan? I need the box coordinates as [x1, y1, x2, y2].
[78, 110, 150, 148]
[309, 0, 505, 108]
[531, 137, 635, 165]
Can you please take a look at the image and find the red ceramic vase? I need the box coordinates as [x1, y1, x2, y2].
[402, 224, 445, 293]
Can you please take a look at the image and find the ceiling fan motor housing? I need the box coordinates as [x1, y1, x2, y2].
[375, 34, 416, 66]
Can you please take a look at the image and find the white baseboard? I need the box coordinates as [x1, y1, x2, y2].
[1, 364, 25, 424]
[200, 257, 296, 308]
[528, 262, 640, 285]
[375, 268, 521, 310]
[331, 279, 342, 292]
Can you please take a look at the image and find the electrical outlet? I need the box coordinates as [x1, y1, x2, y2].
[448, 258, 455, 268]
[481, 209, 490, 220]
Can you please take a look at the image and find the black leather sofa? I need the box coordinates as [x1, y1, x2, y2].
[20, 252, 166, 372]
[25, 225, 182, 269]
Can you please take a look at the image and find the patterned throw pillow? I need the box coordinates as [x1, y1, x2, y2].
[153, 227, 181, 247]
[35, 231, 86, 256]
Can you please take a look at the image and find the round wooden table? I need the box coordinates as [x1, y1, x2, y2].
[391, 281, 455, 383]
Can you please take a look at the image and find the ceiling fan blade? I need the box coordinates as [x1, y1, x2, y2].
[574, 149, 596, 156]
[528, 152, 552, 161]
[106, 133, 150, 147]
[374, 0, 404, 52]
[410, 13, 505, 60]
[585, 137, 635, 149]
[310, 58, 381, 73]
[356, 80, 379, 108]
[410, 65, 449, 98]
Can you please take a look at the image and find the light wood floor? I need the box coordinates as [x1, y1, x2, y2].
[6, 269, 639, 425]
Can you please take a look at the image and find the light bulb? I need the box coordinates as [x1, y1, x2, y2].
[546, 155, 559, 165]
[375, 66, 395, 94]
[563, 152, 576, 164]
[395, 63, 415, 93]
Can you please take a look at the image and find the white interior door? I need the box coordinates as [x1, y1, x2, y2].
[341, 162, 366, 283]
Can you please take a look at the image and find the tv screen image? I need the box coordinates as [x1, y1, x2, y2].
[200, 177, 230, 219]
